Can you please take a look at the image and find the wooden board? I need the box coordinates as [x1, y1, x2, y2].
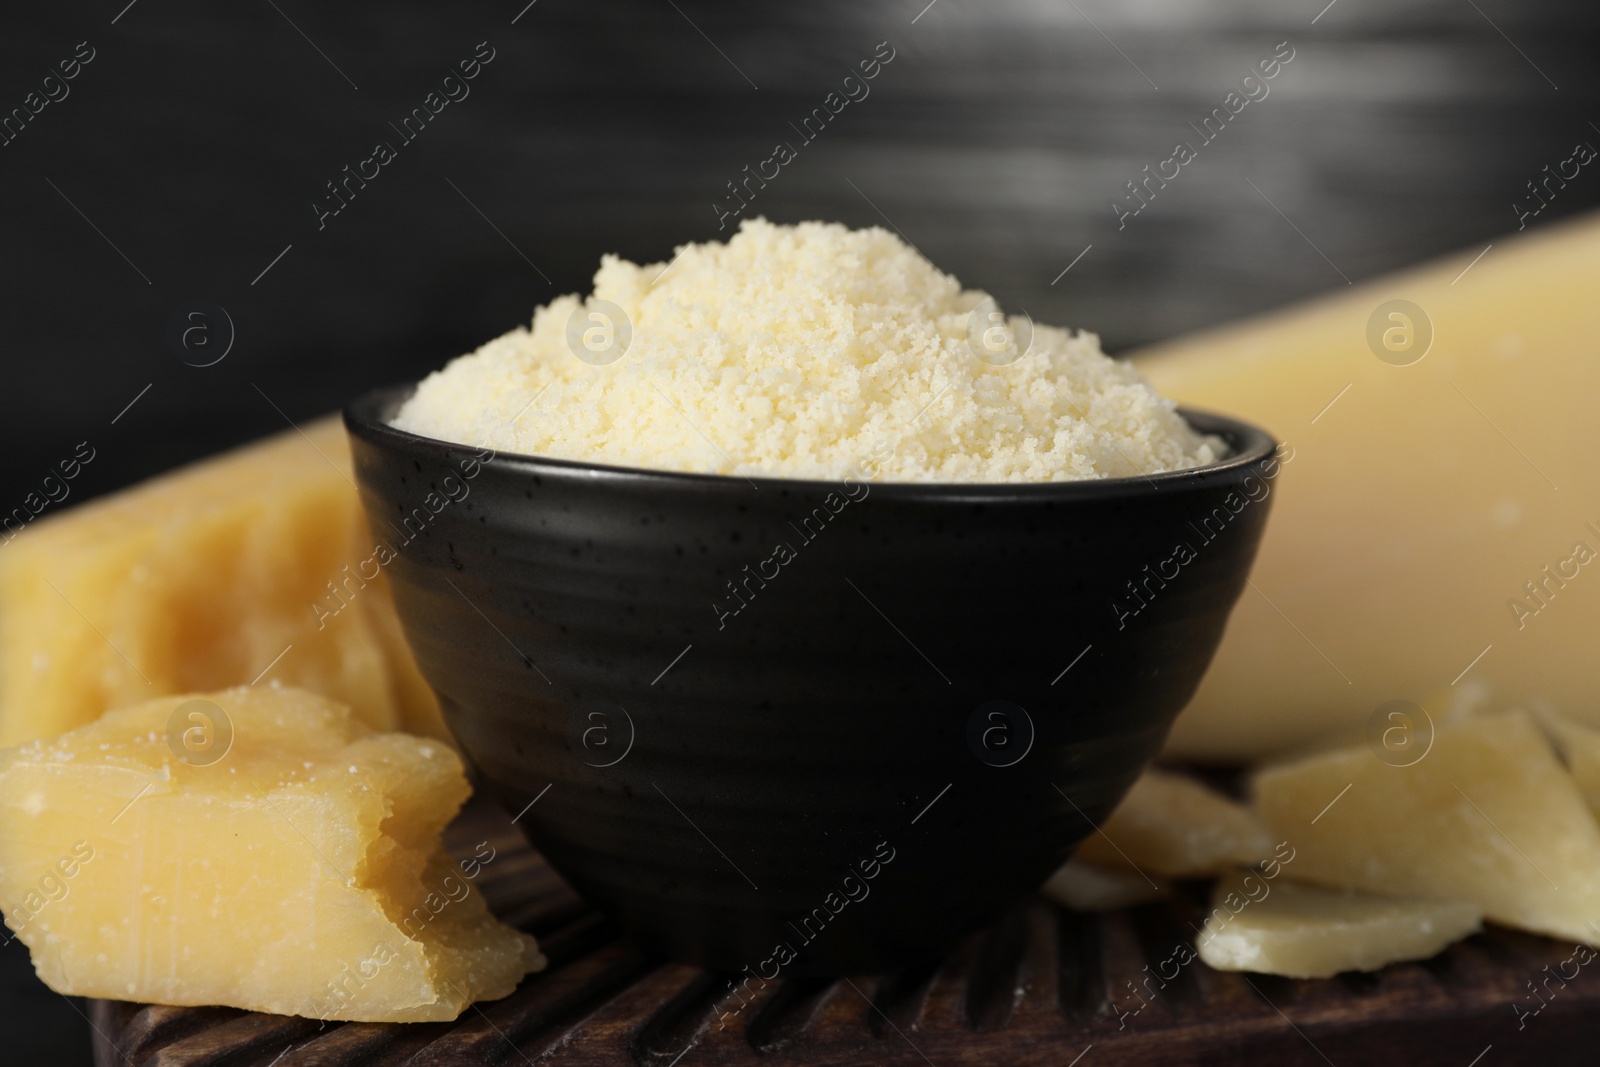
[91, 798, 1594, 1066]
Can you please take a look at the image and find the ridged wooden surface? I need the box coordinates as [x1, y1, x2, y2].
[92, 799, 1596, 1066]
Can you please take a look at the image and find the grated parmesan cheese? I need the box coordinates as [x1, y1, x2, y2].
[393, 219, 1225, 482]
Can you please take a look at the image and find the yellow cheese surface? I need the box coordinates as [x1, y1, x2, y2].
[1133, 214, 1600, 761]
[1253, 712, 1600, 944]
[0, 417, 444, 747]
[1197, 870, 1482, 979]
[1074, 768, 1275, 877]
[0, 687, 541, 1021]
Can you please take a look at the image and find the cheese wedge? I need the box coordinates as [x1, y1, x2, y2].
[0, 686, 541, 1021]
[1252, 711, 1600, 944]
[1133, 213, 1600, 761]
[1074, 768, 1275, 877]
[0, 417, 445, 747]
[1197, 870, 1482, 978]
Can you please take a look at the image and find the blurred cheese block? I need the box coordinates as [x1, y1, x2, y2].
[1253, 711, 1600, 944]
[0, 417, 444, 747]
[1197, 870, 1481, 979]
[1041, 860, 1171, 912]
[1074, 768, 1275, 877]
[1133, 213, 1600, 761]
[0, 687, 542, 1021]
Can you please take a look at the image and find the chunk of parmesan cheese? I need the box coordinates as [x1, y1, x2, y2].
[0, 687, 540, 1022]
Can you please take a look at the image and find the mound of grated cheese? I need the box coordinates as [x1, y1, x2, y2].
[393, 219, 1225, 483]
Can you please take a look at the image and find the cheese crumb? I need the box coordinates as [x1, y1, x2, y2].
[395, 219, 1224, 482]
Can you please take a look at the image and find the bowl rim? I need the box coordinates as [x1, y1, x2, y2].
[345, 382, 1279, 502]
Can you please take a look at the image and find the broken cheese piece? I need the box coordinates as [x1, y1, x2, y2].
[0, 686, 542, 1022]
[1197, 870, 1482, 979]
[1253, 711, 1600, 945]
[1041, 860, 1171, 912]
[1536, 710, 1600, 821]
[0, 417, 445, 748]
[1074, 768, 1275, 877]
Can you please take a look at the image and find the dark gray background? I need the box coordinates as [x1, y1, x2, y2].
[4, 1, 1599, 1062]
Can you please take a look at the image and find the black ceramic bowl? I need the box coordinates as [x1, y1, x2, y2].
[345, 384, 1277, 975]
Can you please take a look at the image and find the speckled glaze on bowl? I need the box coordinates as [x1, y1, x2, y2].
[345, 384, 1278, 975]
